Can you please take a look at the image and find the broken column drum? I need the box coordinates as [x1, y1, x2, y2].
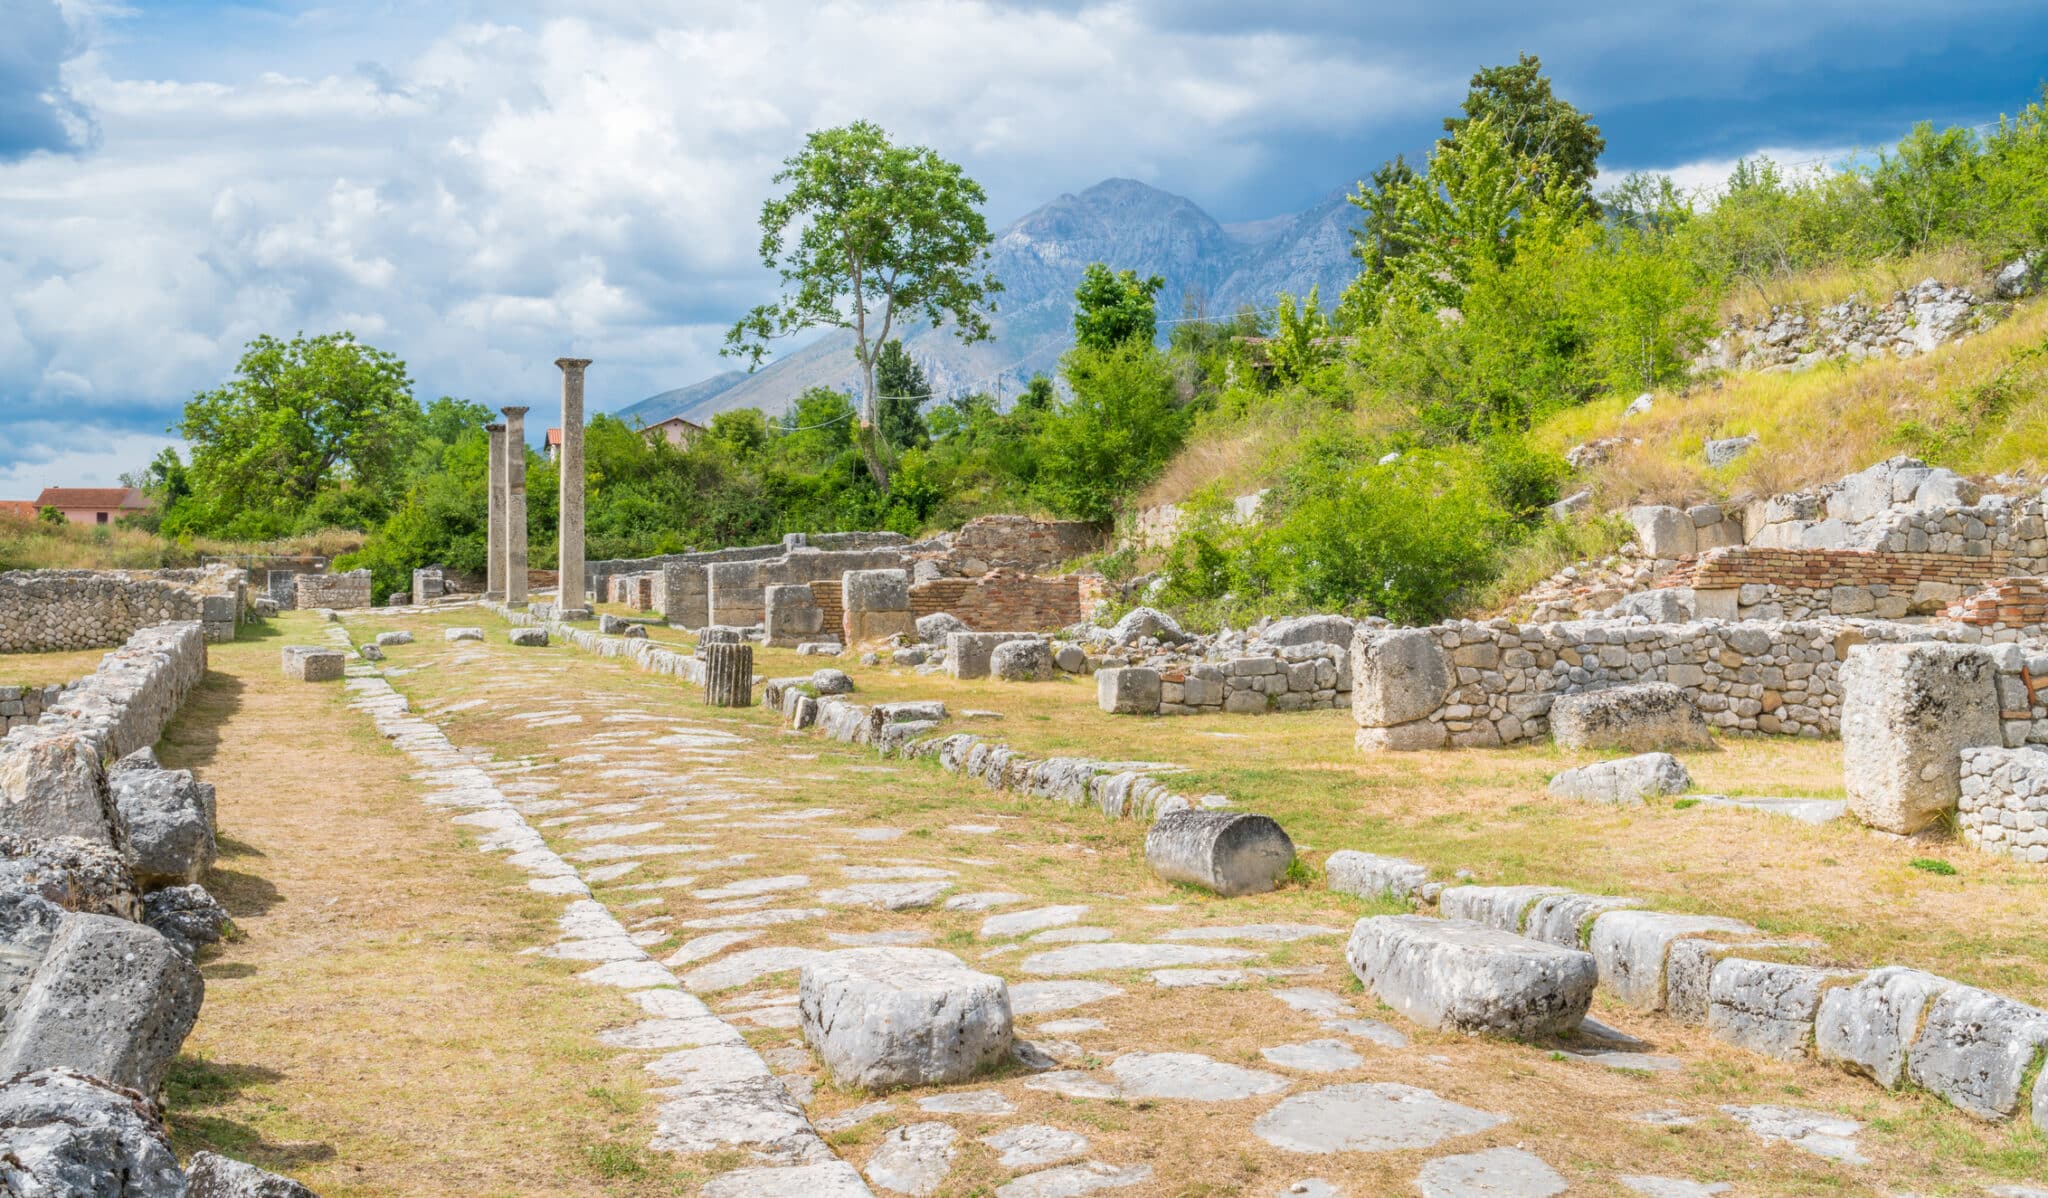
[500, 405, 530, 607]
[1144, 809, 1296, 896]
[484, 421, 506, 600]
[556, 358, 592, 617]
[703, 642, 753, 707]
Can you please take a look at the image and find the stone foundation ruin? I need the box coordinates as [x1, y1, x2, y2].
[0, 567, 246, 652]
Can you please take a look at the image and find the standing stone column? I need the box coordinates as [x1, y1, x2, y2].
[484, 422, 506, 600]
[500, 406, 530, 607]
[555, 358, 593, 619]
[703, 642, 753, 707]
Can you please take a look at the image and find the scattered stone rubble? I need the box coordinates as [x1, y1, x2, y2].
[1693, 278, 1995, 374]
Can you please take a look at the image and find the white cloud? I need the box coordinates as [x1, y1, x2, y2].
[0, 428, 182, 500]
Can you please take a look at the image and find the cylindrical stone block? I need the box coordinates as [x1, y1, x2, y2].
[500, 406, 529, 606]
[484, 422, 506, 600]
[703, 642, 754, 707]
[555, 358, 591, 615]
[1144, 809, 1295, 897]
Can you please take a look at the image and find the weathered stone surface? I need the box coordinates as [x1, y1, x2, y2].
[1096, 668, 1161, 715]
[1706, 958, 1854, 1059]
[0, 888, 63, 1014]
[0, 1068, 186, 1196]
[109, 766, 216, 888]
[1628, 505, 1697, 558]
[1906, 983, 2048, 1120]
[994, 1161, 1152, 1198]
[916, 612, 968, 644]
[983, 905, 1089, 938]
[992, 639, 1055, 682]
[1260, 1039, 1363, 1072]
[1108, 606, 1187, 644]
[1547, 753, 1691, 805]
[798, 947, 1013, 1090]
[1007, 980, 1122, 1015]
[699, 1162, 873, 1198]
[0, 730, 123, 846]
[812, 669, 855, 696]
[1251, 1082, 1505, 1153]
[1841, 642, 2002, 834]
[1549, 684, 1712, 752]
[0, 834, 142, 922]
[372, 630, 412, 647]
[279, 645, 345, 680]
[864, 1121, 957, 1196]
[1415, 1147, 1567, 1198]
[1588, 910, 1757, 1011]
[1814, 965, 1953, 1088]
[1346, 916, 1595, 1037]
[1619, 1177, 1731, 1198]
[0, 913, 201, 1094]
[1144, 810, 1295, 897]
[507, 627, 549, 647]
[1018, 943, 1252, 975]
[444, 626, 484, 642]
[1438, 886, 1566, 935]
[1107, 1051, 1287, 1100]
[982, 1124, 1089, 1169]
[142, 884, 232, 959]
[1324, 851, 1429, 902]
[1522, 892, 1642, 948]
[1351, 629, 1452, 727]
[1720, 1104, 1866, 1164]
[187, 1150, 318, 1197]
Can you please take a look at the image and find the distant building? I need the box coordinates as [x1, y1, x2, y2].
[33, 486, 150, 526]
[643, 415, 706, 449]
[544, 427, 564, 463]
[0, 500, 38, 521]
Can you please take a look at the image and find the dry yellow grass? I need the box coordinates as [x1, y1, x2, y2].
[156, 616, 700, 1196]
[0, 645, 115, 688]
[346, 613, 2047, 1194]
[1716, 245, 1987, 323]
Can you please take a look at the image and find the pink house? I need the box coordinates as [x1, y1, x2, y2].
[34, 487, 151, 526]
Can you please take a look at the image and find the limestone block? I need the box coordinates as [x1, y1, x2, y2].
[1628, 506, 1698, 557]
[1438, 885, 1567, 934]
[0, 913, 202, 1094]
[915, 612, 968, 644]
[1705, 436, 1758, 468]
[811, 669, 854, 696]
[109, 767, 216, 889]
[356, 643, 384, 662]
[445, 627, 484, 642]
[1906, 983, 2048, 1120]
[947, 632, 1039, 680]
[1097, 668, 1162, 715]
[1262, 615, 1356, 649]
[507, 627, 549, 647]
[373, 631, 412, 647]
[764, 584, 826, 647]
[1814, 966, 1954, 1088]
[1706, 959, 1854, 1060]
[1588, 910, 1758, 1010]
[0, 836, 142, 923]
[0, 889, 63, 1015]
[1549, 684, 1712, 752]
[0, 1069, 186, 1196]
[1107, 606, 1188, 644]
[278, 645, 345, 681]
[991, 639, 1054, 682]
[798, 948, 1012, 1090]
[1355, 721, 1448, 752]
[1324, 851, 1429, 902]
[142, 884, 232, 959]
[1054, 645, 1089, 674]
[186, 1150, 317, 1197]
[1547, 752, 1691, 805]
[1616, 589, 1694, 622]
[1144, 810, 1295, 897]
[0, 730, 122, 846]
[1345, 915, 1596, 1037]
[1351, 629, 1453, 727]
[1842, 643, 2001, 834]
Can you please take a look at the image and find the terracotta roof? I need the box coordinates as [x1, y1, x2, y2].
[646, 416, 706, 430]
[35, 486, 148, 510]
[546, 428, 563, 447]
[0, 500, 38, 521]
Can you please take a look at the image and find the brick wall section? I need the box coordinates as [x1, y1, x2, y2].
[1948, 577, 2048, 630]
[807, 580, 845, 640]
[935, 515, 1102, 573]
[908, 570, 1085, 631]
[1658, 546, 2010, 592]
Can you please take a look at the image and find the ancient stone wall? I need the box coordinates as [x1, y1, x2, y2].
[917, 515, 1101, 578]
[1351, 618, 2048, 750]
[0, 568, 244, 651]
[293, 569, 372, 610]
[908, 571, 1087, 631]
[708, 547, 911, 629]
[1652, 546, 2011, 621]
[1126, 491, 1266, 551]
[587, 531, 914, 608]
[0, 684, 65, 734]
[3, 621, 208, 763]
[1103, 648, 1352, 716]
[1947, 577, 2048, 633]
[1960, 746, 2048, 863]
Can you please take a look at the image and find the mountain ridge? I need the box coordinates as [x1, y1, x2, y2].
[608, 177, 1362, 427]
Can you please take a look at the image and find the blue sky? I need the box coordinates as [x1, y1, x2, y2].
[3, 0, 2046, 498]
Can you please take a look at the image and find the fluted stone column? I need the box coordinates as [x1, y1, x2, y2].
[500, 405, 530, 607]
[484, 422, 506, 600]
[555, 357, 592, 619]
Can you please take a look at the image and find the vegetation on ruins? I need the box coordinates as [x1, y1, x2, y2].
[64, 65, 2048, 619]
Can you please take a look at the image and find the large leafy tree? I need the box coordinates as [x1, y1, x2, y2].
[1072, 263, 1164, 351]
[172, 332, 416, 538]
[1444, 53, 1605, 205]
[725, 120, 1001, 492]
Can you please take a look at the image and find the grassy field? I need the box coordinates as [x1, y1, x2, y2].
[0, 644, 114, 688]
[352, 607, 2048, 1194]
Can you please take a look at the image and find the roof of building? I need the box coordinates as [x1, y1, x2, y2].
[33, 486, 149, 510]
[546, 428, 564, 447]
[645, 415, 707, 431]
[0, 500, 38, 521]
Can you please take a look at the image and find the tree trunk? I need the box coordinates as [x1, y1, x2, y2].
[702, 642, 753, 707]
[859, 355, 891, 494]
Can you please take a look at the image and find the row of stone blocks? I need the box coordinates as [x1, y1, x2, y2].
[1329, 855, 2048, 1134]
[1096, 651, 1352, 717]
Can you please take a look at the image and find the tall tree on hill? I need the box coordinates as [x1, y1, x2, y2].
[1444, 53, 1605, 206]
[873, 339, 931, 450]
[1072, 263, 1165, 351]
[724, 120, 1001, 494]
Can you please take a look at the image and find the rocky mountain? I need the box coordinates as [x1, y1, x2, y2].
[614, 177, 1363, 427]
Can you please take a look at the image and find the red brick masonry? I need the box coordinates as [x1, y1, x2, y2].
[1656, 546, 2009, 592]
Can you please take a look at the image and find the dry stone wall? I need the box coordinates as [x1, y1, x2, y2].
[293, 569, 372, 610]
[1350, 617, 2048, 751]
[0, 568, 244, 651]
[16, 622, 210, 763]
[1654, 546, 2009, 622]
[0, 685, 64, 734]
[1960, 746, 2048, 863]
[913, 515, 1101, 578]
